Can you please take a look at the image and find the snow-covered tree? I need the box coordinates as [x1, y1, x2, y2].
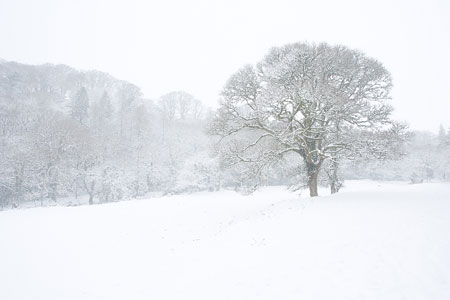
[159, 91, 203, 121]
[174, 151, 221, 193]
[212, 42, 399, 196]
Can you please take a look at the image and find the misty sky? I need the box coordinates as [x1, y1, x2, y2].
[1, 0, 449, 131]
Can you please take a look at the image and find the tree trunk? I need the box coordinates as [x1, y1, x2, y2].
[14, 165, 24, 204]
[309, 171, 319, 197]
[86, 180, 95, 205]
[50, 183, 57, 202]
[330, 159, 342, 194]
[331, 181, 338, 194]
[306, 162, 320, 197]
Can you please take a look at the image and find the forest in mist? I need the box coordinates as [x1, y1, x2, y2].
[1, 43, 450, 209]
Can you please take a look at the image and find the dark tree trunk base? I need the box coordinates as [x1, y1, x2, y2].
[306, 161, 321, 197]
[308, 170, 319, 197]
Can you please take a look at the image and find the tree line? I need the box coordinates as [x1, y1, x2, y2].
[0, 62, 216, 208]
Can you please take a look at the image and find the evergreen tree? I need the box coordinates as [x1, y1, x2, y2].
[71, 87, 89, 124]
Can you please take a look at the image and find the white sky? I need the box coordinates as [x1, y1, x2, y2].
[1, 0, 449, 132]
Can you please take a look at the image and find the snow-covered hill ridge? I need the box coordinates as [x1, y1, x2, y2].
[0, 180, 449, 300]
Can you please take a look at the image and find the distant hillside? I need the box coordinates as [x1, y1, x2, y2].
[0, 60, 143, 115]
[0, 59, 212, 208]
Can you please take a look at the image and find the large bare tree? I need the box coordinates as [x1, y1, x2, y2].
[211, 42, 397, 196]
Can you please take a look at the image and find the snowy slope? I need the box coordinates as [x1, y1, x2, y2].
[1, 181, 449, 300]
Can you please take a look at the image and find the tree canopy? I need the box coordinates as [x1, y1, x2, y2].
[212, 42, 400, 196]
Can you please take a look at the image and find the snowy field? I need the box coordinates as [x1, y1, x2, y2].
[1, 180, 450, 300]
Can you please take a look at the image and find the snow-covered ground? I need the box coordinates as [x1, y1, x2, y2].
[1, 180, 450, 300]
